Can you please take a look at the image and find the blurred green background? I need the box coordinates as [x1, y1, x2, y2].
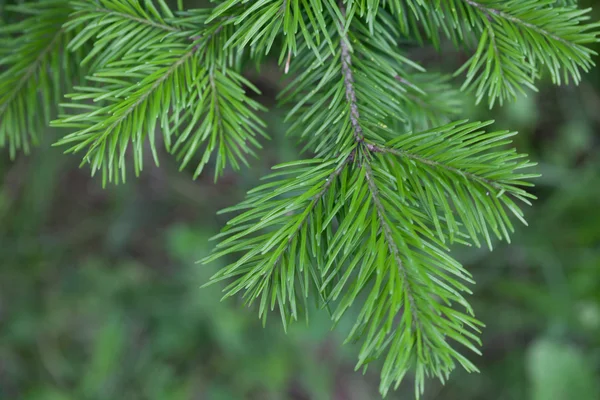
[2, 2, 600, 399]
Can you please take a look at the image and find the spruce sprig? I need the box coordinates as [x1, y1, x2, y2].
[203, 5, 539, 394]
[412, 0, 600, 106]
[1, 0, 599, 398]
[52, 1, 267, 183]
[0, 0, 81, 156]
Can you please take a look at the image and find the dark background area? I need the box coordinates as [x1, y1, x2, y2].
[1, 1, 600, 399]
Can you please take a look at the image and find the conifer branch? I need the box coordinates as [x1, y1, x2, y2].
[338, 4, 420, 325]
[0, 28, 65, 119]
[362, 160, 420, 325]
[0, 1, 78, 156]
[339, 25, 365, 143]
[272, 154, 353, 267]
[462, 0, 578, 47]
[3, 0, 596, 398]
[92, 48, 196, 148]
[54, 4, 266, 183]
[401, 0, 600, 106]
[369, 143, 505, 191]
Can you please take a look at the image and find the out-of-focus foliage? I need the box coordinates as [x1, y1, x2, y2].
[527, 338, 599, 400]
[0, 225, 339, 399]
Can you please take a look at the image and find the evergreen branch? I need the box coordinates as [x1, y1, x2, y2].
[174, 67, 266, 180]
[362, 160, 420, 326]
[371, 120, 538, 248]
[253, 153, 351, 275]
[96, 47, 196, 147]
[55, 10, 267, 183]
[0, 1, 81, 156]
[280, 9, 436, 155]
[462, 0, 578, 47]
[0, 28, 64, 119]
[203, 154, 354, 327]
[209, 0, 344, 63]
[450, 0, 600, 105]
[370, 141, 504, 191]
[54, 44, 194, 183]
[273, 150, 354, 261]
[339, 20, 365, 143]
[204, 0, 542, 396]
[323, 160, 484, 397]
[4, 0, 596, 398]
[397, 0, 600, 106]
[385, 0, 477, 49]
[323, 6, 483, 396]
[65, 0, 193, 69]
[454, 21, 538, 106]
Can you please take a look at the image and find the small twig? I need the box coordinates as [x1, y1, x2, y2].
[338, 4, 365, 143]
[94, 49, 197, 150]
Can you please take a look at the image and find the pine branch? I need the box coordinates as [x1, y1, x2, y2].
[452, 0, 600, 105]
[338, 10, 423, 324]
[371, 120, 538, 248]
[362, 160, 421, 328]
[203, 153, 354, 327]
[0, 1, 82, 156]
[470, 22, 537, 107]
[385, 0, 477, 49]
[0, 27, 64, 118]
[207, 3, 540, 397]
[372, 143, 503, 190]
[4, 0, 598, 398]
[53, 3, 267, 184]
[280, 8, 455, 155]
[322, 159, 484, 397]
[339, 19, 365, 143]
[463, 0, 580, 47]
[390, 0, 600, 106]
[327, 7, 482, 395]
[65, 0, 193, 70]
